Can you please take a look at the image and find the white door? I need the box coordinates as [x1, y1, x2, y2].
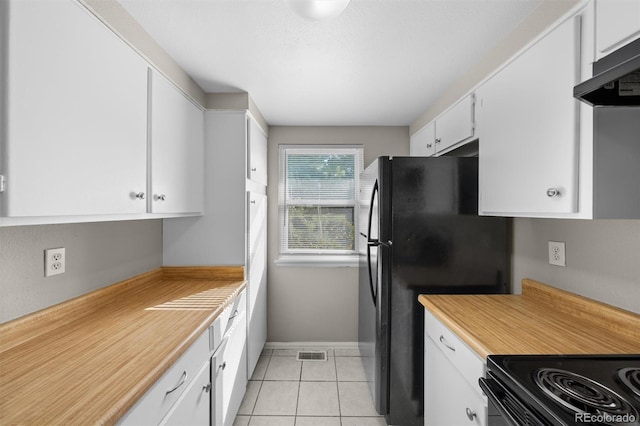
[410, 122, 436, 156]
[478, 17, 581, 215]
[247, 118, 268, 186]
[247, 192, 267, 377]
[149, 70, 204, 214]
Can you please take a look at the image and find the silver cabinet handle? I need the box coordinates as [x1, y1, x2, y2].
[466, 408, 477, 421]
[165, 370, 187, 395]
[218, 361, 227, 371]
[426, 143, 432, 149]
[546, 188, 561, 197]
[435, 138, 442, 144]
[228, 309, 239, 321]
[154, 194, 166, 201]
[251, 168, 257, 172]
[135, 192, 145, 200]
[250, 200, 256, 204]
[439, 335, 456, 352]
[203, 382, 212, 393]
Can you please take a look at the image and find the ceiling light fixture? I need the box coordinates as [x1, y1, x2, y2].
[284, 0, 351, 21]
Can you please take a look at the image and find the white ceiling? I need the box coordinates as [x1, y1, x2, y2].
[118, 0, 543, 126]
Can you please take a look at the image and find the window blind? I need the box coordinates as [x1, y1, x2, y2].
[278, 146, 363, 255]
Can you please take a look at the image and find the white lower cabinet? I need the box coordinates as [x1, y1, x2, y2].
[118, 329, 211, 426]
[212, 308, 248, 426]
[160, 361, 212, 426]
[118, 289, 248, 426]
[424, 310, 487, 426]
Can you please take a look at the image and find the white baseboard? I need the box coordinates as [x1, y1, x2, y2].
[265, 341, 359, 349]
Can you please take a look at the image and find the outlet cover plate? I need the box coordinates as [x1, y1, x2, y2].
[548, 241, 566, 267]
[45, 247, 66, 277]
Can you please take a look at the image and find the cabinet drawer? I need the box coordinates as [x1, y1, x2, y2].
[159, 361, 211, 426]
[425, 336, 487, 426]
[210, 289, 247, 352]
[118, 330, 210, 425]
[425, 309, 485, 397]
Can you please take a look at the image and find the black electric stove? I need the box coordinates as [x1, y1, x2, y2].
[479, 355, 640, 426]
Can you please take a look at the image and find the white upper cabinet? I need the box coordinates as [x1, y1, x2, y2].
[410, 121, 436, 156]
[248, 118, 268, 186]
[149, 70, 204, 215]
[434, 94, 475, 153]
[477, 16, 581, 216]
[410, 94, 475, 157]
[1, 0, 148, 217]
[595, 0, 640, 59]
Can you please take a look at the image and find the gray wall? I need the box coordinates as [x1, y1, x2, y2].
[266, 127, 410, 343]
[512, 218, 640, 314]
[0, 220, 163, 323]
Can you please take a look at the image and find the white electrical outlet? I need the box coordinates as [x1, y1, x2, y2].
[548, 241, 566, 267]
[45, 247, 66, 277]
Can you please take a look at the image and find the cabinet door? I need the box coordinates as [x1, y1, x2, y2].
[213, 310, 248, 426]
[425, 336, 487, 426]
[3, 0, 148, 217]
[247, 117, 268, 186]
[435, 94, 475, 153]
[159, 361, 211, 426]
[410, 122, 436, 156]
[596, 0, 640, 59]
[247, 192, 267, 377]
[477, 17, 581, 215]
[149, 70, 204, 214]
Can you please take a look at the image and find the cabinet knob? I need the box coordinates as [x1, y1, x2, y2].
[435, 138, 442, 144]
[203, 383, 212, 393]
[218, 361, 227, 371]
[546, 188, 561, 198]
[426, 143, 432, 149]
[250, 200, 256, 204]
[135, 192, 145, 200]
[466, 408, 477, 421]
[154, 194, 167, 201]
[251, 168, 257, 172]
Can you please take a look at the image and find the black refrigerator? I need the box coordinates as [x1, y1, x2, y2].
[358, 156, 509, 426]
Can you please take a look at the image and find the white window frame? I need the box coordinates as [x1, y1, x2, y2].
[276, 144, 363, 267]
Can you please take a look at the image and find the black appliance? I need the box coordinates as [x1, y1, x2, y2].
[574, 37, 640, 106]
[480, 355, 640, 426]
[357, 156, 509, 426]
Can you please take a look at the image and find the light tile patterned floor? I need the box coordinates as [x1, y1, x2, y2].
[234, 348, 388, 426]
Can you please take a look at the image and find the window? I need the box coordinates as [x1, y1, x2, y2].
[277, 145, 363, 266]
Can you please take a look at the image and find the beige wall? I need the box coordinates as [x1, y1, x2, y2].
[0, 220, 163, 323]
[266, 127, 409, 342]
[512, 218, 640, 314]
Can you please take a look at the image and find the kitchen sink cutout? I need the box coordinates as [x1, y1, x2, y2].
[296, 350, 327, 361]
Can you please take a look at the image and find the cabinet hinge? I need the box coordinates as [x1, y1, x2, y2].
[0, 175, 5, 193]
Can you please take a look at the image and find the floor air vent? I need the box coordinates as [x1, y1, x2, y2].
[296, 350, 327, 361]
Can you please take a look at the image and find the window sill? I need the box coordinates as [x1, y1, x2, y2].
[274, 254, 359, 268]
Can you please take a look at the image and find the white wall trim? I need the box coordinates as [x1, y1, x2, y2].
[265, 341, 359, 349]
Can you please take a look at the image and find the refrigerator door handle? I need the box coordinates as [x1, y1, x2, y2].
[365, 179, 379, 307]
[366, 180, 378, 244]
[366, 245, 377, 307]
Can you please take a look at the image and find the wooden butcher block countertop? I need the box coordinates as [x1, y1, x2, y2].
[419, 278, 640, 359]
[0, 266, 246, 426]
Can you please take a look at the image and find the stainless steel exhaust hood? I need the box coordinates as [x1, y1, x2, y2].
[574, 38, 640, 106]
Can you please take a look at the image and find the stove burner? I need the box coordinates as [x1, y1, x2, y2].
[618, 368, 640, 400]
[534, 368, 639, 425]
